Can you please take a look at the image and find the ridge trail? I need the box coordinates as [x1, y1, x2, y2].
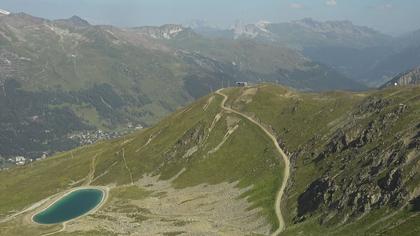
[216, 89, 290, 236]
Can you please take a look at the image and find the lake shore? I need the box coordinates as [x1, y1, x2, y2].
[30, 186, 109, 225]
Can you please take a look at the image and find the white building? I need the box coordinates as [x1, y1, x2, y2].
[235, 81, 249, 87]
[9, 156, 26, 165]
[15, 156, 26, 162]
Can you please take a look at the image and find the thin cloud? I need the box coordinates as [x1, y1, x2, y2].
[289, 3, 304, 9]
[325, 0, 337, 7]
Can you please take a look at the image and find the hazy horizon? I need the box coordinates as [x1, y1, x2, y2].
[1, 0, 420, 35]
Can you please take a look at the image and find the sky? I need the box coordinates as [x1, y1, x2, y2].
[1, 0, 419, 35]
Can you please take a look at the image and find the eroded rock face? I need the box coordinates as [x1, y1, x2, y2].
[294, 96, 419, 225]
[357, 97, 391, 115]
[408, 130, 420, 149]
[410, 196, 420, 212]
[296, 178, 331, 219]
[163, 123, 206, 164]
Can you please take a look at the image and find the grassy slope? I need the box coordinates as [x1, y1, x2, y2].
[225, 85, 420, 235]
[0, 92, 284, 234]
[224, 85, 364, 151]
[282, 87, 420, 236]
[0, 84, 418, 235]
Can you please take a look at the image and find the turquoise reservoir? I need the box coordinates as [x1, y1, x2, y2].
[33, 189, 104, 224]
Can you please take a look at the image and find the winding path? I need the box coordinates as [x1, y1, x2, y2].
[216, 89, 290, 236]
[40, 223, 66, 236]
[121, 148, 134, 185]
[85, 154, 98, 186]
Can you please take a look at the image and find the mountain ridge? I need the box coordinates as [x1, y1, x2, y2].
[194, 18, 391, 49]
[381, 66, 420, 88]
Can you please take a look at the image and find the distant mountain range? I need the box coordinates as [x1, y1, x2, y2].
[0, 13, 363, 159]
[192, 18, 390, 48]
[191, 18, 420, 87]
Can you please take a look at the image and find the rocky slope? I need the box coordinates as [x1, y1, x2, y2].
[228, 86, 419, 235]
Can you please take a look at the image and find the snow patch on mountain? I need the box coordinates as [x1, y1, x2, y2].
[0, 9, 10, 15]
[255, 20, 271, 33]
[233, 21, 274, 40]
[139, 24, 185, 40]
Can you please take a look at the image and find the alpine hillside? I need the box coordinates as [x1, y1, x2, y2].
[0, 13, 363, 161]
[0, 84, 418, 235]
[0, 13, 364, 158]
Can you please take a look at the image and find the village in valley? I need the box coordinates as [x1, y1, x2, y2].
[0, 124, 143, 171]
[0, 81, 252, 171]
[0, 82, 252, 171]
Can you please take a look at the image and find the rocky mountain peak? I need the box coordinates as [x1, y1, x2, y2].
[53, 15, 90, 28]
[255, 20, 271, 31]
[136, 24, 187, 39]
[68, 15, 90, 26]
[233, 20, 273, 40]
